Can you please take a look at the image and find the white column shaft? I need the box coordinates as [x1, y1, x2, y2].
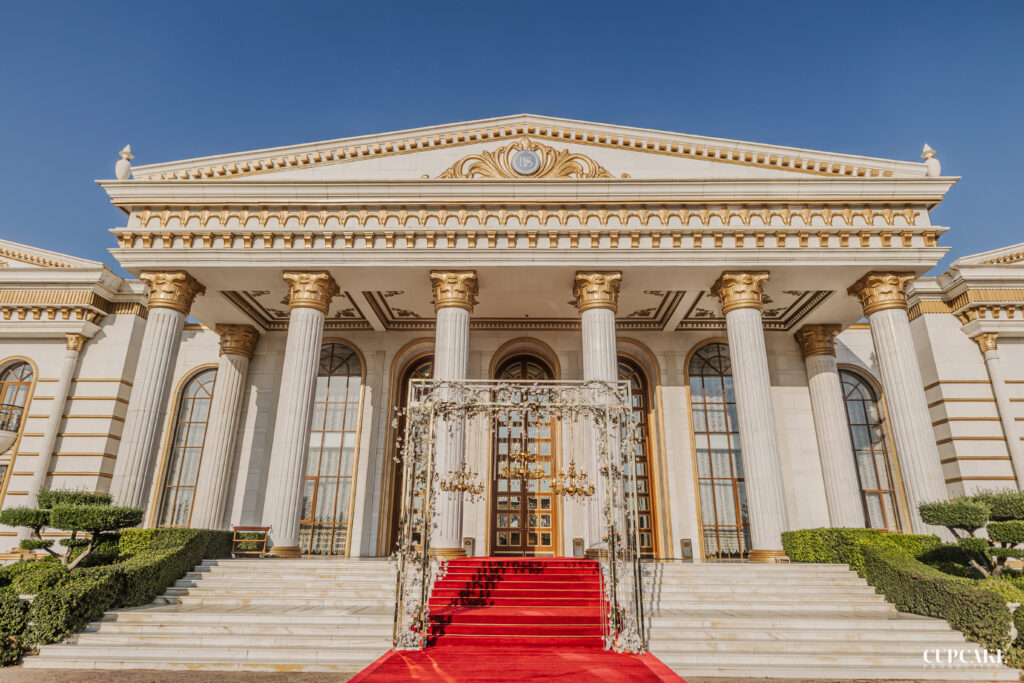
[867, 307, 947, 532]
[111, 307, 186, 508]
[581, 307, 618, 549]
[25, 347, 81, 507]
[264, 307, 326, 550]
[191, 352, 250, 529]
[982, 349, 1024, 490]
[432, 306, 469, 550]
[725, 307, 788, 552]
[804, 353, 866, 527]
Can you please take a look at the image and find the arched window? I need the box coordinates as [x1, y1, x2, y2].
[387, 355, 432, 552]
[840, 369, 901, 531]
[618, 358, 655, 556]
[0, 362, 33, 435]
[688, 342, 750, 560]
[158, 368, 216, 527]
[300, 342, 363, 556]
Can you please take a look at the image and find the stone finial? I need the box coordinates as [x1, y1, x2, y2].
[139, 271, 206, 314]
[572, 272, 622, 314]
[115, 145, 134, 180]
[847, 272, 915, 317]
[282, 271, 339, 314]
[920, 143, 941, 178]
[216, 324, 260, 359]
[711, 272, 770, 314]
[430, 271, 479, 313]
[65, 333, 88, 352]
[794, 324, 841, 359]
[974, 332, 998, 354]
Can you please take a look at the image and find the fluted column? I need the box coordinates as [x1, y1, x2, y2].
[973, 334, 1024, 490]
[574, 272, 622, 550]
[24, 334, 87, 510]
[264, 272, 339, 557]
[712, 272, 789, 562]
[429, 270, 477, 558]
[190, 325, 260, 529]
[795, 324, 866, 528]
[111, 272, 204, 508]
[848, 273, 948, 532]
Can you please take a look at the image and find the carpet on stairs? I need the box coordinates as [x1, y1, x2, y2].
[350, 557, 683, 682]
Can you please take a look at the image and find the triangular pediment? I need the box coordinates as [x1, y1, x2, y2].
[954, 242, 1024, 267]
[127, 114, 928, 182]
[0, 239, 102, 270]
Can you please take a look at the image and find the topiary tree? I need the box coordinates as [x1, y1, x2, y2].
[920, 491, 1024, 579]
[0, 489, 142, 572]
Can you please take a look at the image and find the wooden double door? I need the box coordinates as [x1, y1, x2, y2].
[490, 356, 558, 556]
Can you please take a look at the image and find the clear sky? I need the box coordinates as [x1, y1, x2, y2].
[1, 1, 1020, 275]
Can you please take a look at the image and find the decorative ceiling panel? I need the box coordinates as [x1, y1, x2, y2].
[222, 288, 371, 331]
[676, 288, 832, 331]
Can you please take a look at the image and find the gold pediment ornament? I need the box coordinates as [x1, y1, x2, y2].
[432, 138, 624, 180]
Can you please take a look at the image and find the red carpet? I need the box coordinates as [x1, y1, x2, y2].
[350, 557, 683, 681]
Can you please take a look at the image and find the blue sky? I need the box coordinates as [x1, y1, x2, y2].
[1, 1, 1020, 275]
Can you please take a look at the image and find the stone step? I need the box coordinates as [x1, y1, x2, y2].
[89, 622, 391, 637]
[187, 568, 395, 579]
[163, 586, 394, 599]
[643, 601, 894, 614]
[653, 650, 998, 668]
[646, 614, 953, 631]
[104, 609, 392, 626]
[176, 578, 396, 589]
[645, 626, 963, 642]
[30, 643, 392, 663]
[641, 585, 881, 597]
[640, 576, 867, 587]
[154, 596, 393, 608]
[651, 663, 1018, 682]
[650, 638, 972, 655]
[69, 632, 392, 648]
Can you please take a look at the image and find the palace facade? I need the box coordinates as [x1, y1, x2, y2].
[1, 115, 1022, 561]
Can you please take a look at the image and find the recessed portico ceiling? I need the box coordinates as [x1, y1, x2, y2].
[127, 114, 930, 182]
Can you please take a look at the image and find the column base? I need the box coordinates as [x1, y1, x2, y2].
[269, 545, 302, 558]
[748, 549, 790, 563]
[431, 547, 466, 559]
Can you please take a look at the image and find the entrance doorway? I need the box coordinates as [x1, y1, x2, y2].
[490, 355, 557, 556]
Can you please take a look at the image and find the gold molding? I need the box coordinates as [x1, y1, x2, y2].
[65, 333, 87, 352]
[434, 138, 618, 179]
[215, 324, 260, 359]
[982, 250, 1024, 265]
[712, 271, 770, 314]
[429, 271, 478, 313]
[974, 332, 998, 353]
[135, 125, 897, 181]
[573, 272, 623, 314]
[847, 272, 914, 316]
[0, 246, 75, 268]
[139, 271, 205, 314]
[794, 324, 841, 358]
[282, 271, 339, 314]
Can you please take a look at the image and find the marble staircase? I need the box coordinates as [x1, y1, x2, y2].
[23, 557, 395, 673]
[643, 562, 1018, 681]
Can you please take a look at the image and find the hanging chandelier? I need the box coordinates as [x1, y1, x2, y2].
[440, 462, 484, 495]
[500, 450, 547, 481]
[552, 461, 595, 498]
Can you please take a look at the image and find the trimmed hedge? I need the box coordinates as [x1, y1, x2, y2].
[862, 544, 1011, 650]
[780, 527, 940, 574]
[0, 528, 233, 662]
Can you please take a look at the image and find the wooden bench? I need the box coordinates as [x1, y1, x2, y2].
[231, 526, 270, 557]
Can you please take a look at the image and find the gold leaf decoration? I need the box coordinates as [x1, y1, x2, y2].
[432, 138, 619, 179]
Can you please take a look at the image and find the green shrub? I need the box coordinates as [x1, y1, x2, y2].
[232, 531, 266, 553]
[0, 633, 22, 667]
[977, 577, 1024, 604]
[780, 527, 940, 574]
[37, 490, 111, 508]
[7, 561, 68, 595]
[920, 498, 989, 533]
[49, 505, 142, 533]
[0, 589, 28, 636]
[24, 565, 119, 645]
[0, 508, 49, 530]
[974, 491, 1024, 522]
[118, 528, 158, 556]
[862, 543, 1011, 651]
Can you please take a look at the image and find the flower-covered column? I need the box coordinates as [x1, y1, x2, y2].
[973, 333, 1024, 490]
[848, 273, 948, 532]
[712, 272, 789, 562]
[264, 272, 338, 557]
[795, 324, 866, 528]
[573, 271, 622, 551]
[190, 324, 260, 529]
[111, 271, 205, 508]
[430, 270, 478, 558]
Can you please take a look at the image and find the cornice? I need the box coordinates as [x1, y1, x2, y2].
[125, 117, 928, 181]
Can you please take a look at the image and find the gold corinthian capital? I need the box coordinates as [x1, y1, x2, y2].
[712, 272, 770, 315]
[573, 272, 623, 314]
[794, 324, 841, 359]
[430, 271, 478, 313]
[973, 332, 998, 353]
[65, 333, 88, 352]
[847, 272, 915, 317]
[282, 271, 339, 314]
[216, 324, 260, 359]
[139, 271, 206, 315]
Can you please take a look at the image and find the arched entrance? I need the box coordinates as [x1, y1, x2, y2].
[490, 354, 557, 556]
[386, 354, 433, 553]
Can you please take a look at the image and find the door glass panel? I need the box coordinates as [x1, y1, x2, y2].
[157, 368, 216, 527]
[841, 370, 901, 531]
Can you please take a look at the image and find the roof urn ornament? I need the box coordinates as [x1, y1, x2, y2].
[115, 145, 134, 180]
[921, 144, 940, 178]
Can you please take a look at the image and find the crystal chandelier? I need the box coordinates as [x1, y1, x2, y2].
[499, 450, 546, 481]
[552, 461, 595, 498]
[440, 462, 484, 495]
